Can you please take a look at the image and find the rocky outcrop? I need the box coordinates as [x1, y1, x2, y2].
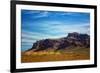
[26, 32, 90, 52]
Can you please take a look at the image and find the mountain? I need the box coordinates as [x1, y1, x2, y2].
[25, 32, 90, 52]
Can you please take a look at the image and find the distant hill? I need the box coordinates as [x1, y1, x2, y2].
[25, 32, 90, 52]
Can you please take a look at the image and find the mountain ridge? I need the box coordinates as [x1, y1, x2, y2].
[25, 32, 90, 52]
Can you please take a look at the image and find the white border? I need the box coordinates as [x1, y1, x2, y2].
[16, 4, 94, 69]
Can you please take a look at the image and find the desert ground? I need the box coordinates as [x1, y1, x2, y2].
[21, 47, 90, 63]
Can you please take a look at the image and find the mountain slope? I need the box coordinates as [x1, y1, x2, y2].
[25, 32, 90, 52]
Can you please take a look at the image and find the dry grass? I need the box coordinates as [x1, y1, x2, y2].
[21, 48, 90, 63]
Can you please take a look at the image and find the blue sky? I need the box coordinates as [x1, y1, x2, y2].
[21, 9, 90, 51]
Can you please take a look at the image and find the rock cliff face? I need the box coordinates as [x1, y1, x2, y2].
[26, 32, 90, 52]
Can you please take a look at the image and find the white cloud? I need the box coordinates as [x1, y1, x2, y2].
[33, 11, 49, 18]
[37, 22, 90, 35]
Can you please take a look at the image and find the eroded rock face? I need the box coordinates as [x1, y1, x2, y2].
[26, 32, 90, 52]
[66, 32, 90, 48]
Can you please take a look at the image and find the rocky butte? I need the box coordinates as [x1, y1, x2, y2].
[25, 32, 90, 52]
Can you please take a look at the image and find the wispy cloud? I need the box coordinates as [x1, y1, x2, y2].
[33, 11, 49, 18]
